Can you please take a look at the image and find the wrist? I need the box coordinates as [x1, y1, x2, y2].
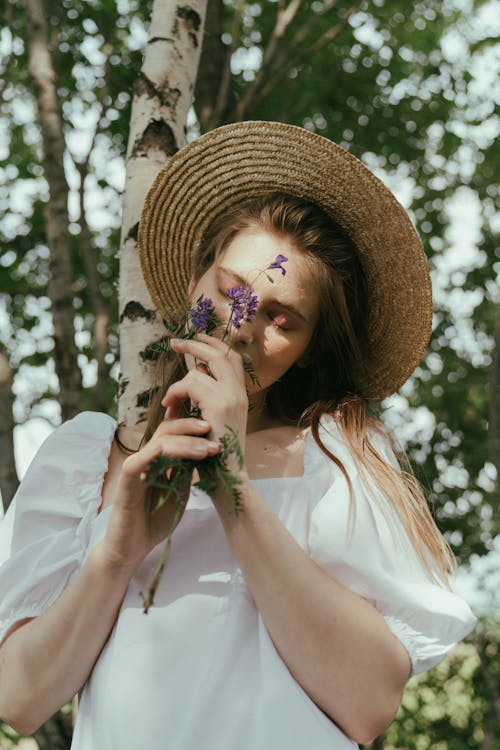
[213, 469, 252, 517]
[89, 541, 143, 582]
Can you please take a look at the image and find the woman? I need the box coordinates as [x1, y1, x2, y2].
[0, 122, 476, 748]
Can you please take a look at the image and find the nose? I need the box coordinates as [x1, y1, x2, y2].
[230, 318, 255, 347]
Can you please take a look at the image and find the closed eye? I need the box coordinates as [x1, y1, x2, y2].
[268, 313, 290, 331]
[219, 286, 235, 300]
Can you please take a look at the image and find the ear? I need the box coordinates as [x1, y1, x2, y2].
[296, 354, 311, 368]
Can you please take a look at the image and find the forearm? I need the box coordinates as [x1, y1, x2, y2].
[217, 481, 411, 744]
[0, 543, 135, 735]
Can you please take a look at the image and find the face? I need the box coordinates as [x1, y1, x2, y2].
[187, 228, 320, 405]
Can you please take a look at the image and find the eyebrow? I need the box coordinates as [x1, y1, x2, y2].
[218, 266, 309, 323]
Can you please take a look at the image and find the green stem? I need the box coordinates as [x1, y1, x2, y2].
[141, 497, 186, 614]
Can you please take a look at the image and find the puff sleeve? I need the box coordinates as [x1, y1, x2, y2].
[307, 415, 477, 676]
[0, 412, 116, 644]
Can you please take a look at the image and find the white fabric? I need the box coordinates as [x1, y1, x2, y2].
[0, 412, 476, 750]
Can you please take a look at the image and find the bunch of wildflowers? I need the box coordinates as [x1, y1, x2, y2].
[141, 254, 287, 612]
[188, 296, 218, 332]
[226, 287, 259, 329]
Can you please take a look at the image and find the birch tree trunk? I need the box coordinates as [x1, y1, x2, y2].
[118, 0, 208, 426]
[26, 0, 83, 421]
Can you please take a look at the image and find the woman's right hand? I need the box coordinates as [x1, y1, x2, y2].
[97, 410, 220, 573]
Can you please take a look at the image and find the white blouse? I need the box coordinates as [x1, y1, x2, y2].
[0, 412, 476, 750]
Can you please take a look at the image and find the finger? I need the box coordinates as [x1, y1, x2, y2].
[194, 332, 232, 350]
[123, 434, 220, 478]
[193, 332, 249, 362]
[194, 333, 248, 371]
[155, 417, 211, 436]
[162, 370, 214, 413]
[162, 371, 220, 411]
[169, 338, 244, 383]
[164, 401, 183, 421]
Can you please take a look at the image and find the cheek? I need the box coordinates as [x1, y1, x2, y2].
[263, 338, 298, 367]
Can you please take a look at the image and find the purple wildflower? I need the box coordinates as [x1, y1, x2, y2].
[227, 285, 259, 329]
[188, 296, 215, 332]
[267, 254, 288, 276]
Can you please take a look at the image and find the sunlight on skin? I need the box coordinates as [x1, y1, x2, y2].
[185, 229, 319, 432]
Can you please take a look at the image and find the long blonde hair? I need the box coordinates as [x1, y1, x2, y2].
[138, 193, 455, 583]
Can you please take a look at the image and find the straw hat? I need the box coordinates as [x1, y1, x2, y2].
[138, 121, 432, 399]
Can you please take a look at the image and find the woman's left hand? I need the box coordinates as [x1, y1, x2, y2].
[162, 332, 250, 461]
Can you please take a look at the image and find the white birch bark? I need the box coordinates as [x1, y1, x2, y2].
[118, 0, 207, 426]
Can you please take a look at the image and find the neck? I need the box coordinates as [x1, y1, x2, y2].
[246, 392, 283, 433]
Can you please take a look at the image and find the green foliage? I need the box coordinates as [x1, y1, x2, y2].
[0, 721, 23, 746]
[1, 0, 152, 425]
[371, 618, 500, 749]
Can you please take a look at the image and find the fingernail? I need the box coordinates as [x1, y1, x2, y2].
[170, 338, 182, 345]
[207, 441, 219, 449]
[193, 445, 208, 454]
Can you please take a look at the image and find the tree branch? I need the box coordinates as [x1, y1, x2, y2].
[254, 3, 361, 107]
[235, 0, 305, 121]
[266, 0, 339, 79]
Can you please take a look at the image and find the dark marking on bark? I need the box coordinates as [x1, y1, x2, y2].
[120, 300, 157, 323]
[132, 118, 178, 159]
[140, 343, 160, 362]
[118, 376, 130, 398]
[139, 336, 173, 362]
[177, 6, 201, 30]
[174, 6, 202, 48]
[127, 222, 139, 242]
[148, 36, 175, 44]
[136, 387, 159, 408]
[133, 71, 158, 100]
[134, 71, 182, 113]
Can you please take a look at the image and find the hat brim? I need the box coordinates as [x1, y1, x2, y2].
[138, 121, 432, 400]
